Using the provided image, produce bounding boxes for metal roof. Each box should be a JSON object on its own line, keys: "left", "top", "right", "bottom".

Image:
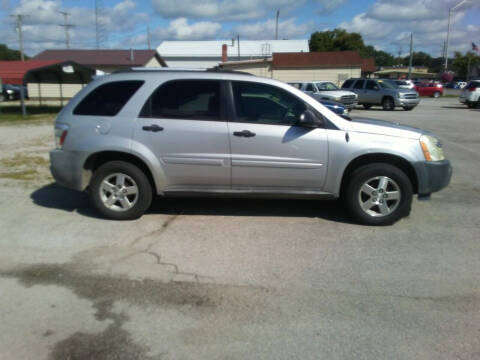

{"left": 157, "top": 40, "right": 309, "bottom": 58}
{"left": 33, "top": 49, "right": 165, "bottom": 67}
{"left": 0, "top": 60, "right": 60, "bottom": 84}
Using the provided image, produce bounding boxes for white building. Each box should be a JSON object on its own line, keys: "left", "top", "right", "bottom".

{"left": 157, "top": 40, "right": 309, "bottom": 68}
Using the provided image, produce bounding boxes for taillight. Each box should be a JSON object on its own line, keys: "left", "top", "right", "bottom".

{"left": 54, "top": 124, "right": 69, "bottom": 149}
{"left": 469, "top": 87, "right": 477, "bottom": 92}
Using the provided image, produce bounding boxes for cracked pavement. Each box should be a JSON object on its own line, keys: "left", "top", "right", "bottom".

{"left": 0, "top": 98, "right": 479, "bottom": 359}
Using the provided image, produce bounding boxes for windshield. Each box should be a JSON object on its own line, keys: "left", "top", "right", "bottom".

{"left": 377, "top": 80, "right": 397, "bottom": 89}
{"left": 316, "top": 82, "right": 339, "bottom": 91}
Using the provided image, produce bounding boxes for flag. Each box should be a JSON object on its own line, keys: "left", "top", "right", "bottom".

{"left": 473, "top": 42, "right": 479, "bottom": 53}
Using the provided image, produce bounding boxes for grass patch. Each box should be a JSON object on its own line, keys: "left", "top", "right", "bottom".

{"left": 0, "top": 169, "right": 37, "bottom": 180}
{"left": 0, "top": 105, "right": 61, "bottom": 123}
{"left": 0, "top": 153, "right": 51, "bottom": 182}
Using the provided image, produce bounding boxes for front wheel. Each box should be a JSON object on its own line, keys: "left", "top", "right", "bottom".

{"left": 382, "top": 97, "right": 395, "bottom": 111}
{"left": 403, "top": 106, "right": 414, "bottom": 111}
{"left": 363, "top": 104, "right": 372, "bottom": 110}
{"left": 433, "top": 91, "right": 441, "bottom": 98}
{"left": 344, "top": 163, "right": 413, "bottom": 225}
{"left": 89, "top": 161, "right": 153, "bottom": 220}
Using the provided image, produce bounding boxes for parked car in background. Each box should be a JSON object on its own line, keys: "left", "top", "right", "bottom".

{"left": 415, "top": 83, "right": 443, "bottom": 98}
{"left": 1, "top": 84, "right": 29, "bottom": 101}
{"left": 445, "top": 82, "right": 460, "bottom": 89}
{"left": 318, "top": 99, "right": 349, "bottom": 117}
{"left": 459, "top": 80, "right": 480, "bottom": 108}
{"left": 49, "top": 68, "right": 451, "bottom": 225}
{"left": 288, "top": 81, "right": 358, "bottom": 110}
{"left": 342, "top": 78, "right": 420, "bottom": 111}
{"left": 392, "top": 79, "right": 415, "bottom": 89}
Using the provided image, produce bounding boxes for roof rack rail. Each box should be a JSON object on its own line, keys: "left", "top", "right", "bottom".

{"left": 113, "top": 66, "right": 254, "bottom": 76}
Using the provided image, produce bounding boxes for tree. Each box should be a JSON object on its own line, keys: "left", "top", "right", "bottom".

{"left": 0, "top": 44, "right": 28, "bottom": 60}
{"left": 402, "top": 51, "right": 432, "bottom": 67}
{"left": 309, "top": 29, "right": 366, "bottom": 53}
{"left": 309, "top": 29, "right": 396, "bottom": 67}
{"left": 451, "top": 51, "right": 480, "bottom": 80}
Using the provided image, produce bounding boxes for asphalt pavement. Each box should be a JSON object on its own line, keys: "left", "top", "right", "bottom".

{"left": 0, "top": 97, "right": 479, "bottom": 360}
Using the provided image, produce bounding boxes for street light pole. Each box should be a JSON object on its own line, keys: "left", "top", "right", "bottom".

{"left": 444, "top": 0, "right": 471, "bottom": 72}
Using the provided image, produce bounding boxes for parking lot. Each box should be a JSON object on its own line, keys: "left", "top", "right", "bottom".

{"left": 0, "top": 97, "right": 479, "bottom": 359}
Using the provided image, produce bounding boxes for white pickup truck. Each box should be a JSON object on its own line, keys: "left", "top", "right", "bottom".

{"left": 289, "top": 81, "right": 358, "bottom": 110}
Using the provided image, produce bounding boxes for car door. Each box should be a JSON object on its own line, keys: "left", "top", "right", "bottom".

{"left": 134, "top": 79, "right": 231, "bottom": 189}
{"left": 364, "top": 80, "right": 381, "bottom": 104}
{"left": 227, "top": 80, "right": 328, "bottom": 190}
{"left": 352, "top": 79, "right": 366, "bottom": 102}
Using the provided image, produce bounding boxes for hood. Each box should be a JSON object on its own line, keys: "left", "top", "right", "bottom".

{"left": 348, "top": 117, "right": 424, "bottom": 139}
{"left": 316, "top": 90, "right": 356, "bottom": 97}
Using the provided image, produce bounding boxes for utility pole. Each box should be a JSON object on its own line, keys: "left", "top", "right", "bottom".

{"left": 237, "top": 34, "right": 240, "bottom": 60}
{"left": 147, "top": 26, "right": 151, "bottom": 50}
{"left": 59, "top": 11, "right": 74, "bottom": 49}
{"left": 408, "top": 33, "right": 413, "bottom": 79}
{"left": 275, "top": 10, "right": 280, "bottom": 40}
{"left": 10, "top": 14, "right": 25, "bottom": 61}
{"left": 95, "top": 0, "right": 100, "bottom": 48}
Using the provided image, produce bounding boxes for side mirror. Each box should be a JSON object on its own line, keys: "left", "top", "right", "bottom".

{"left": 298, "top": 110, "right": 323, "bottom": 128}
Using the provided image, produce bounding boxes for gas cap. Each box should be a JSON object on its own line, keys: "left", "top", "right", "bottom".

{"left": 95, "top": 121, "right": 111, "bottom": 135}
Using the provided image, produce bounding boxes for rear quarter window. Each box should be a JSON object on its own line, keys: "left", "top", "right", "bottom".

{"left": 73, "top": 80, "right": 144, "bottom": 116}
{"left": 341, "top": 79, "right": 354, "bottom": 89}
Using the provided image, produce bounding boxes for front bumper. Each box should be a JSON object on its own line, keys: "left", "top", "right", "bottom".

{"left": 50, "top": 149, "right": 89, "bottom": 191}
{"left": 395, "top": 97, "right": 421, "bottom": 107}
{"left": 341, "top": 101, "right": 358, "bottom": 110}
{"left": 413, "top": 160, "right": 452, "bottom": 197}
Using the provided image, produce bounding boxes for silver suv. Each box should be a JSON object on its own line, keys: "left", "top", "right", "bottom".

{"left": 50, "top": 68, "right": 451, "bottom": 225}
{"left": 288, "top": 81, "right": 358, "bottom": 110}
{"left": 342, "top": 78, "right": 420, "bottom": 111}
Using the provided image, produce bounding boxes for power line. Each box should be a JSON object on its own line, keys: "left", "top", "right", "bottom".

{"left": 59, "top": 11, "right": 74, "bottom": 48}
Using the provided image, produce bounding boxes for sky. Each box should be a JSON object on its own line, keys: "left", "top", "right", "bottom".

{"left": 1, "top": 0, "right": 479, "bottom": 57}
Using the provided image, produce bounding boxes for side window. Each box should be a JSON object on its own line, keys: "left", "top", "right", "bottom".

{"left": 139, "top": 80, "right": 221, "bottom": 120}
{"left": 366, "top": 80, "right": 378, "bottom": 90}
{"left": 353, "top": 80, "right": 365, "bottom": 89}
{"left": 73, "top": 81, "right": 144, "bottom": 116}
{"left": 288, "top": 83, "right": 301, "bottom": 89}
{"left": 232, "top": 81, "right": 307, "bottom": 126}
{"left": 305, "top": 83, "right": 315, "bottom": 92}
{"left": 341, "top": 79, "right": 353, "bottom": 89}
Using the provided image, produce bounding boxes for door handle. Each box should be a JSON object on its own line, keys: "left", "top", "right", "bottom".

{"left": 233, "top": 130, "right": 256, "bottom": 138}
{"left": 142, "top": 124, "right": 163, "bottom": 132}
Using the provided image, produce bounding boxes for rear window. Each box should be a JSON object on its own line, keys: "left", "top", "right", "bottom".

{"left": 466, "top": 81, "right": 480, "bottom": 89}
{"left": 341, "top": 79, "right": 354, "bottom": 89}
{"left": 73, "top": 81, "right": 144, "bottom": 116}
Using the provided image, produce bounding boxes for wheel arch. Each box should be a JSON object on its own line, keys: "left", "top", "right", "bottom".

{"left": 83, "top": 151, "right": 158, "bottom": 194}
{"left": 340, "top": 153, "right": 418, "bottom": 197}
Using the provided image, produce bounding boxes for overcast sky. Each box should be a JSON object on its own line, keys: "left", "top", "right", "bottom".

{"left": 1, "top": 0, "right": 479, "bottom": 57}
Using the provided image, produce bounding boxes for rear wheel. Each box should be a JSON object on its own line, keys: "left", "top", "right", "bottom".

{"left": 89, "top": 161, "right": 152, "bottom": 220}
{"left": 433, "top": 91, "right": 441, "bottom": 98}
{"left": 344, "top": 163, "right": 413, "bottom": 225}
{"left": 382, "top": 97, "right": 395, "bottom": 111}
{"left": 363, "top": 104, "right": 372, "bottom": 110}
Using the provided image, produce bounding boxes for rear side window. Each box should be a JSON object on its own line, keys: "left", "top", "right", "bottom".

{"left": 341, "top": 79, "right": 353, "bottom": 89}
{"left": 74, "top": 81, "right": 144, "bottom": 116}
{"left": 353, "top": 80, "right": 365, "bottom": 89}
{"left": 139, "top": 80, "right": 220, "bottom": 120}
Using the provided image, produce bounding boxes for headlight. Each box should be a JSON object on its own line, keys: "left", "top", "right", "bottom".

{"left": 6, "top": 89, "right": 14, "bottom": 94}
{"left": 420, "top": 135, "right": 445, "bottom": 161}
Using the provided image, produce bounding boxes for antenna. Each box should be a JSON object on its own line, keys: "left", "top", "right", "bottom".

{"left": 94, "top": 0, "right": 106, "bottom": 48}
{"left": 147, "top": 26, "right": 151, "bottom": 50}
{"left": 59, "top": 11, "right": 74, "bottom": 48}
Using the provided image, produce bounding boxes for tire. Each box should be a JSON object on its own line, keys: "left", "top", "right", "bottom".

{"left": 363, "top": 104, "right": 372, "bottom": 110}
{"left": 382, "top": 97, "right": 395, "bottom": 111}
{"left": 89, "top": 161, "right": 153, "bottom": 220}
{"left": 433, "top": 91, "right": 440, "bottom": 98}
{"left": 467, "top": 103, "right": 475, "bottom": 109}
{"left": 403, "top": 106, "right": 414, "bottom": 111}
{"left": 344, "top": 163, "right": 413, "bottom": 225}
